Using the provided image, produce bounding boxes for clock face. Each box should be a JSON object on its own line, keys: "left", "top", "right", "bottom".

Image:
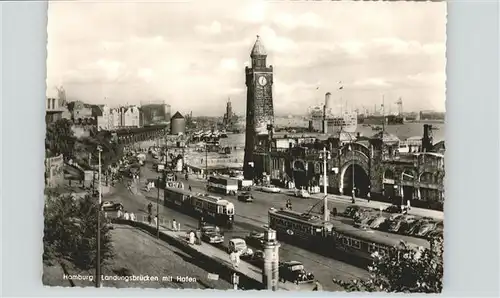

{"left": 258, "top": 76, "right": 267, "bottom": 86}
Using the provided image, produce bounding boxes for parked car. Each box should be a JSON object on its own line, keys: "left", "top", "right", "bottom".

{"left": 384, "top": 205, "right": 408, "bottom": 214}
{"left": 227, "top": 238, "right": 254, "bottom": 257}
{"left": 278, "top": 261, "right": 315, "bottom": 284}
{"left": 259, "top": 185, "right": 281, "bottom": 193}
{"left": 200, "top": 225, "right": 224, "bottom": 244}
{"left": 342, "top": 205, "right": 362, "bottom": 218}
{"left": 237, "top": 192, "right": 254, "bottom": 203}
{"left": 101, "top": 201, "right": 123, "bottom": 211}
{"left": 294, "top": 189, "right": 310, "bottom": 199}
{"left": 246, "top": 250, "right": 264, "bottom": 267}
{"left": 245, "top": 231, "right": 265, "bottom": 248}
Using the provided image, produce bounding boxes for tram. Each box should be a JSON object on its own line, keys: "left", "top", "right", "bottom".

{"left": 268, "top": 207, "right": 431, "bottom": 263}
{"left": 268, "top": 208, "right": 333, "bottom": 248}
{"left": 329, "top": 219, "right": 431, "bottom": 261}
{"left": 163, "top": 187, "right": 235, "bottom": 228}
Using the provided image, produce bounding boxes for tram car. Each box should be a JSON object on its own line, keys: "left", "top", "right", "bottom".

{"left": 328, "top": 219, "right": 431, "bottom": 262}
{"left": 268, "top": 208, "right": 333, "bottom": 250}
{"left": 164, "top": 187, "right": 235, "bottom": 228}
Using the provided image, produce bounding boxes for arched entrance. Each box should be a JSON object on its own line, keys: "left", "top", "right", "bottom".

{"left": 292, "top": 160, "right": 308, "bottom": 189}
{"left": 342, "top": 164, "right": 370, "bottom": 198}
{"left": 383, "top": 169, "right": 397, "bottom": 201}
{"left": 401, "top": 169, "right": 416, "bottom": 203}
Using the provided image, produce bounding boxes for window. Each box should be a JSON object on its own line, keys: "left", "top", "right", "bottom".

{"left": 342, "top": 237, "right": 351, "bottom": 246}
{"left": 351, "top": 239, "right": 361, "bottom": 249}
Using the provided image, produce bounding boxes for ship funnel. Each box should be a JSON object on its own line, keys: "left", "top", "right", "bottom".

{"left": 325, "top": 92, "right": 332, "bottom": 111}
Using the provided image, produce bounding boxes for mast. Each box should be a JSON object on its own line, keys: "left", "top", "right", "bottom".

{"left": 382, "top": 94, "right": 386, "bottom": 133}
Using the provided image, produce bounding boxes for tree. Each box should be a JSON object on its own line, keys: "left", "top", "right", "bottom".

{"left": 43, "top": 192, "right": 114, "bottom": 269}
{"left": 46, "top": 119, "right": 76, "bottom": 159}
{"left": 332, "top": 237, "right": 443, "bottom": 293}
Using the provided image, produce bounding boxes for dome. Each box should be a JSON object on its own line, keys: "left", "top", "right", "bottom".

{"left": 371, "top": 131, "right": 400, "bottom": 143}
{"left": 250, "top": 35, "right": 267, "bottom": 57}
{"left": 171, "top": 111, "right": 184, "bottom": 120}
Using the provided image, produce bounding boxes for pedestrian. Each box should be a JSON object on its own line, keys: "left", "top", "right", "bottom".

{"left": 124, "top": 211, "right": 130, "bottom": 220}
{"left": 147, "top": 202, "right": 153, "bottom": 215}
{"left": 154, "top": 215, "right": 158, "bottom": 227}
{"left": 172, "top": 219, "right": 177, "bottom": 231}
{"left": 189, "top": 185, "right": 192, "bottom": 192}
{"left": 130, "top": 212, "right": 136, "bottom": 221}
{"left": 117, "top": 209, "right": 123, "bottom": 219}
{"left": 147, "top": 214, "right": 152, "bottom": 225}
{"left": 332, "top": 207, "right": 338, "bottom": 217}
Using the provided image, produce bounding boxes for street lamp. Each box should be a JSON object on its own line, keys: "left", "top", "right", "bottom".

{"left": 156, "top": 176, "right": 161, "bottom": 238}
{"left": 95, "top": 145, "right": 103, "bottom": 288}
{"left": 320, "top": 147, "right": 331, "bottom": 222}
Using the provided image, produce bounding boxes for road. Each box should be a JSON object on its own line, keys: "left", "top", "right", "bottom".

{"left": 103, "top": 155, "right": 370, "bottom": 291}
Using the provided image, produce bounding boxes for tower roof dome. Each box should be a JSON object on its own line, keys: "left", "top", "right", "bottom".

{"left": 250, "top": 35, "right": 267, "bottom": 57}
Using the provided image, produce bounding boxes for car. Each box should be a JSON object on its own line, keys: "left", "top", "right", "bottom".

{"left": 101, "top": 201, "right": 124, "bottom": 211}
{"left": 260, "top": 185, "right": 281, "bottom": 193}
{"left": 237, "top": 192, "right": 254, "bottom": 202}
{"left": 384, "top": 205, "right": 408, "bottom": 214}
{"left": 294, "top": 189, "right": 310, "bottom": 199}
{"left": 278, "top": 261, "right": 315, "bottom": 284}
{"left": 227, "top": 238, "right": 254, "bottom": 257}
{"left": 245, "top": 231, "right": 265, "bottom": 248}
{"left": 200, "top": 225, "right": 224, "bottom": 244}
{"left": 246, "top": 250, "right": 264, "bottom": 267}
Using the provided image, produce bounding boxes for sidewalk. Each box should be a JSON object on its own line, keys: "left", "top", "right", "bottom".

{"left": 309, "top": 192, "right": 444, "bottom": 221}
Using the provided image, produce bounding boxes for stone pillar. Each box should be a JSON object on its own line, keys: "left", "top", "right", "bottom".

{"left": 262, "top": 229, "right": 280, "bottom": 291}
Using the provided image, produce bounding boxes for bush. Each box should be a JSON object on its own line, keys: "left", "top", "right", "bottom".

{"left": 43, "top": 193, "right": 114, "bottom": 269}
{"left": 333, "top": 237, "right": 443, "bottom": 293}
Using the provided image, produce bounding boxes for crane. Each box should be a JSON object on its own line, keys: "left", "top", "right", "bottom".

{"left": 395, "top": 97, "right": 403, "bottom": 116}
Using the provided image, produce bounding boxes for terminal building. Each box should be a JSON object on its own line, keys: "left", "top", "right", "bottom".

{"left": 260, "top": 124, "right": 445, "bottom": 210}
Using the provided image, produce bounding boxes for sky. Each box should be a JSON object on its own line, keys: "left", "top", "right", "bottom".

{"left": 46, "top": 0, "right": 447, "bottom": 117}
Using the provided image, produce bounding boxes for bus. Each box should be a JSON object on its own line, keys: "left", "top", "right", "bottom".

{"left": 207, "top": 175, "right": 238, "bottom": 195}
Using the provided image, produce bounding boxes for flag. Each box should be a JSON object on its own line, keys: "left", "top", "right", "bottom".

{"left": 338, "top": 81, "right": 343, "bottom": 90}
{"left": 316, "top": 87, "right": 320, "bottom": 90}
{"left": 338, "top": 86, "right": 344, "bottom": 90}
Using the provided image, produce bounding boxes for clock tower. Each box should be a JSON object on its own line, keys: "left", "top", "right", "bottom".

{"left": 243, "top": 35, "right": 275, "bottom": 179}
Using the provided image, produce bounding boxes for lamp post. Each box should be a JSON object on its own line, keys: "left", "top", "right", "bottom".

{"left": 351, "top": 139, "right": 355, "bottom": 203}
{"left": 157, "top": 176, "right": 161, "bottom": 238}
{"left": 95, "top": 145, "right": 103, "bottom": 288}
{"left": 321, "top": 147, "right": 330, "bottom": 222}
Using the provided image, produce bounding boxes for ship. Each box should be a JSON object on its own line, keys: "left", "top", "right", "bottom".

{"left": 308, "top": 104, "right": 358, "bottom": 133}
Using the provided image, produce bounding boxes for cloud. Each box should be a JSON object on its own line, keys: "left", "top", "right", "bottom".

{"left": 195, "top": 21, "right": 223, "bottom": 35}
{"left": 353, "top": 78, "right": 392, "bottom": 88}
{"left": 218, "top": 58, "right": 239, "bottom": 72}
{"left": 257, "top": 26, "right": 297, "bottom": 53}
{"left": 137, "top": 68, "right": 154, "bottom": 82}
{"left": 274, "top": 12, "right": 325, "bottom": 29}
{"left": 46, "top": 1, "right": 446, "bottom": 115}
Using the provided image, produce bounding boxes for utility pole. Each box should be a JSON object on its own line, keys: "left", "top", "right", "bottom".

{"left": 96, "top": 146, "right": 103, "bottom": 288}
{"left": 322, "top": 147, "right": 330, "bottom": 222}
{"left": 157, "top": 176, "right": 160, "bottom": 239}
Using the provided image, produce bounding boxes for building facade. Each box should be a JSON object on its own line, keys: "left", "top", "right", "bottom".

{"left": 243, "top": 36, "right": 275, "bottom": 179}
{"left": 92, "top": 105, "right": 113, "bottom": 131}
{"left": 45, "top": 97, "right": 71, "bottom": 124}
{"left": 266, "top": 126, "right": 445, "bottom": 210}
{"left": 68, "top": 101, "right": 94, "bottom": 125}
{"left": 122, "top": 105, "right": 141, "bottom": 128}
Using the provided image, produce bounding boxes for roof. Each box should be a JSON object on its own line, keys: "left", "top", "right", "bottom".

{"left": 171, "top": 111, "right": 184, "bottom": 119}
{"left": 332, "top": 131, "right": 357, "bottom": 142}
{"left": 250, "top": 35, "right": 267, "bottom": 57}
{"left": 371, "top": 131, "right": 400, "bottom": 143}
